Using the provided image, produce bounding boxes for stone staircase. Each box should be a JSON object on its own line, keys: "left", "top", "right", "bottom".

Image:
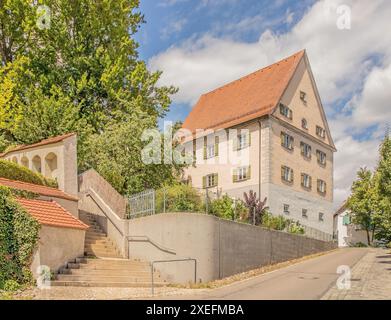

{"left": 80, "top": 211, "right": 122, "bottom": 258}
{"left": 51, "top": 212, "right": 166, "bottom": 287}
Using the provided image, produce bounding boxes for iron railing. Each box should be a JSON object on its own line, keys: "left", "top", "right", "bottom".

{"left": 150, "top": 258, "right": 197, "bottom": 296}
{"left": 127, "top": 189, "right": 156, "bottom": 219}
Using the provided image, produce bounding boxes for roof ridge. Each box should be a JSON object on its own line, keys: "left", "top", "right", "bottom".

{"left": 0, "top": 132, "right": 76, "bottom": 157}
{"left": 0, "top": 177, "right": 59, "bottom": 190}
{"left": 201, "top": 50, "right": 305, "bottom": 98}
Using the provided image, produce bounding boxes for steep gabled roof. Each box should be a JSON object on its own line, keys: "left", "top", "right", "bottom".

{"left": 16, "top": 198, "right": 88, "bottom": 230}
{"left": 182, "top": 50, "right": 305, "bottom": 132}
{"left": 0, "top": 177, "right": 78, "bottom": 201}
{"left": 0, "top": 133, "right": 76, "bottom": 158}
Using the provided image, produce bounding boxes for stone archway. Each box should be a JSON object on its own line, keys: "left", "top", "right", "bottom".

{"left": 44, "top": 152, "right": 58, "bottom": 178}
{"left": 21, "top": 156, "right": 29, "bottom": 168}
{"left": 11, "top": 156, "right": 18, "bottom": 164}
{"left": 32, "top": 155, "right": 42, "bottom": 173}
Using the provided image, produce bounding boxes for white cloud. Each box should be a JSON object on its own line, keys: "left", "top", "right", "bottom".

{"left": 160, "top": 18, "right": 188, "bottom": 39}
{"left": 149, "top": 0, "right": 391, "bottom": 208}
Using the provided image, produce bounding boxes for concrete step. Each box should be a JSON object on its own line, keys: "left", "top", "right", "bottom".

{"left": 78, "top": 258, "right": 150, "bottom": 266}
{"left": 56, "top": 274, "right": 159, "bottom": 282}
{"left": 51, "top": 281, "right": 166, "bottom": 288}
{"left": 63, "top": 269, "right": 152, "bottom": 276}
{"left": 70, "top": 263, "right": 149, "bottom": 271}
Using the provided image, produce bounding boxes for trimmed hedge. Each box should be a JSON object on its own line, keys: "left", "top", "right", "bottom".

{"left": 0, "top": 186, "right": 40, "bottom": 289}
{"left": 0, "top": 159, "right": 58, "bottom": 188}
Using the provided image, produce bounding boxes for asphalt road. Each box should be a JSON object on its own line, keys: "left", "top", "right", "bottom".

{"left": 167, "top": 248, "right": 369, "bottom": 300}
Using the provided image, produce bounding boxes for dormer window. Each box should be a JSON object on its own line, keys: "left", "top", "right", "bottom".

{"left": 316, "top": 126, "right": 326, "bottom": 139}
{"left": 279, "top": 103, "right": 292, "bottom": 120}
{"left": 300, "top": 91, "right": 307, "bottom": 103}
{"left": 302, "top": 118, "right": 308, "bottom": 130}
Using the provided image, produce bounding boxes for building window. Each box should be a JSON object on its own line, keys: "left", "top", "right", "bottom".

{"left": 236, "top": 131, "right": 250, "bottom": 150}
{"left": 206, "top": 144, "right": 215, "bottom": 159}
{"left": 300, "top": 142, "right": 312, "bottom": 159}
{"left": 281, "top": 132, "right": 294, "bottom": 150}
{"left": 281, "top": 166, "right": 294, "bottom": 183}
{"left": 301, "top": 173, "right": 312, "bottom": 189}
{"left": 203, "top": 173, "right": 218, "bottom": 188}
{"left": 233, "top": 166, "right": 251, "bottom": 182}
{"left": 316, "top": 150, "right": 326, "bottom": 166}
{"left": 279, "top": 103, "right": 293, "bottom": 119}
{"left": 342, "top": 215, "right": 351, "bottom": 225}
{"left": 283, "top": 204, "right": 290, "bottom": 215}
{"left": 300, "top": 91, "right": 307, "bottom": 103}
{"left": 316, "top": 125, "right": 326, "bottom": 139}
{"left": 319, "top": 212, "right": 324, "bottom": 222}
{"left": 302, "top": 118, "right": 308, "bottom": 130}
{"left": 302, "top": 209, "right": 308, "bottom": 218}
{"left": 204, "top": 136, "right": 219, "bottom": 159}
{"left": 317, "top": 179, "right": 327, "bottom": 194}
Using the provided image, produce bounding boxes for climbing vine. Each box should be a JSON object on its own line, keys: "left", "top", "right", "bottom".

{"left": 0, "top": 186, "right": 40, "bottom": 289}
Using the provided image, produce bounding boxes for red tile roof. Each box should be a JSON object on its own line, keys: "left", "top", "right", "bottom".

{"left": 16, "top": 198, "right": 88, "bottom": 230}
{"left": 0, "top": 133, "right": 76, "bottom": 157}
{"left": 0, "top": 177, "right": 78, "bottom": 201}
{"left": 182, "top": 50, "right": 305, "bottom": 132}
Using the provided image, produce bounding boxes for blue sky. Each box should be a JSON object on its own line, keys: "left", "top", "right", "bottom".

{"left": 135, "top": 0, "right": 391, "bottom": 207}
{"left": 136, "top": 0, "right": 317, "bottom": 123}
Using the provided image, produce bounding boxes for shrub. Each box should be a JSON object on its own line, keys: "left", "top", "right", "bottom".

{"left": 0, "top": 159, "right": 57, "bottom": 188}
{"left": 262, "top": 212, "right": 288, "bottom": 230}
{"left": 287, "top": 221, "right": 305, "bottom": 235}
{"left": 209, "top": 195, "right": 247, "bottom": 220}
{"left": 156, "top": 184, "right": 203, "bottom": 213}
{"left": 261, "top": 211, "right": 305, "bottom": 234}
{"left": 0, "top": 186, "right": 40, "bottom": 289}
{"left": 3, "top": 280, "right": 21, "bottom": 292}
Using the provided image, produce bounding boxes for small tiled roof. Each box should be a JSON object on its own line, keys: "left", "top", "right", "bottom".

{"left": 0, "top": 133, "right": 76, "bottom": 157}
{"left": 0, "top": 177, "right": 78, "bottom": 201}
{"left": 182, "top": 50, "right": 305, "bottom": 132}
{"left": 16, "top": 198, "right": 88, "bottom": 230}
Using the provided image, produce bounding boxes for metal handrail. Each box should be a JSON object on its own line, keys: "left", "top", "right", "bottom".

{"left": 127, "top": 235, "right": 176, "bottom": 255}
{"left": 151, "top": 258, "right": 197, "bottom": 296}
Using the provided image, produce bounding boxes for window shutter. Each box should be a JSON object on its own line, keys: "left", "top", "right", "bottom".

{"left": 300, "top": 142, "right": 304, "bottom": 155}
{"left": 248, "top": 132, "right": 251, "bottom": 147}
{"left": 233, "top": 169, "right": 238, "bottom": 183}
{"left": 203, "top": 136, "right": 207, "bottom": 160}
{"left": 291, "top": 169, "right": 294, "bottom": 183}
{"left": 214, "top": 173, "right": 218, "bottom": 186}
{"left": 247, "top": 165, "right": 251, "bottom": 179}
{"left": 309, "top": 176, "right": 312, "bottom": 189}
{"left": 290, "top": 136, "right": 294, "bottom": 149}
{"left": 281, "top": 166, "right": 285, "bottom": 179}
{"left": 233, "top": 135, "right": 238, "bottom": 151}
{"left": 215, "top": 136, "right": 219, "bottom": 156}
{"left": 202, "top": 176, "right": 206, "bottom": 189}
{"left": 301, "top": 173, "right": 304, "bottom": 186}
{"left": 281, "top": 132, "right": 284, "bottom": 146}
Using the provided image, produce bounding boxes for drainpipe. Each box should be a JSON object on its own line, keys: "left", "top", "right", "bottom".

{"left": 258, "top": 119, "right": 262, "bottom": 200}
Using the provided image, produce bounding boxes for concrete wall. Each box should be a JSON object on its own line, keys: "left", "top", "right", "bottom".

{"left": 78, "top": 170, "right": 128, "bottom": 256}
{"left": 78, "top": 169, "right": 127, "bottom": 218}
{"left": 127, "top": 212, "right": 336, "bottom": 284}
{"left": 30, "top": 225, "right": 85, "bottom": 278}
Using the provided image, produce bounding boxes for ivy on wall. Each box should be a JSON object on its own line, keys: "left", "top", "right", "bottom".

{"left": 0, "top": 159, "right": 58, "bottom": 188}
{"left": 0, "top": 186, "right": 40, "bottom": 289}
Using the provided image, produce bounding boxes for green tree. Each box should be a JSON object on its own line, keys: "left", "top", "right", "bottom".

{"left": 373, "top": 134, "right": 391, "bottom": 242}
{"left": 0, "top": 1, "right": 179, "bottom": 193}
{"left": 347, "top": 168, "right": 379, "bottom": 246}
